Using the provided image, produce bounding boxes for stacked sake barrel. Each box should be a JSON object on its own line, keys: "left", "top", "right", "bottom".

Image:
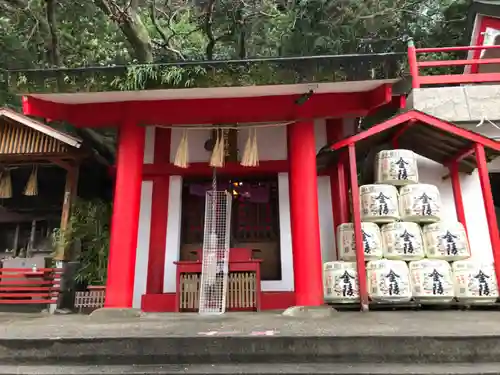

{"left": 324, "top": 149, "right": 499, "bottom": 307}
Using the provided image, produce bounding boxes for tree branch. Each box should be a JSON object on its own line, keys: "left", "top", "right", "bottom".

{"left": 150, "top": 0, "right": 186, "bottom": 60}
{"left": 93, "top": 0, "right": 154, "bottom": 63}
{"left": 45, "top": 0, "right": 60, "bottom": 67}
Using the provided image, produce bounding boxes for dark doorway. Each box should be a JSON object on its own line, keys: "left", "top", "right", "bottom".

{"left": 180, "top": 176, "right": 282, "bottom": 281}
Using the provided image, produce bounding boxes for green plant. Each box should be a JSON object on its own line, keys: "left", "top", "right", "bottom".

{"left": 53, "top": 199, "right": 112, "bottom": 286}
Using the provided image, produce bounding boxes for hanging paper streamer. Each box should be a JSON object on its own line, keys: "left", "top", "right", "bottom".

{"left": 209, "top": 129, "right": 225, "bottom": 168}
{"left": 0, "top": 170, "right": 12, "bottom": 199}
{"left": 174, "top": 130, "right": 189, "bottom": 168}
{"left": 241, "top": 128, "right": 259, "bottom": 167}
{"left": 24, "top": 166, "right": 39, "bottom": 196}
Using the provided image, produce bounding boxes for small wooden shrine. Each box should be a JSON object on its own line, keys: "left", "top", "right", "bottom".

{"left": 0, "top": 108, "right": 110, "bottom": 262}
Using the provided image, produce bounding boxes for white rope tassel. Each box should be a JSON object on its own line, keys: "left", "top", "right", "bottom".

{"left": 174, "top": 130, "right": 189, "bottom": 168}
{"left": 217, "top": 130, "right": 226, "bottom": 167}
{"left": 24, "top": 166, "right": 39, "bottom": 196}
{"left": 0, "top": 170, "right": 12, "bottom": 199}
{"left": 250, "top": 128, "right": 259, "bottom": 167}
{"left": 240, "top": 128, "right": 253, "bottom": 167}
{"left": 210, "top": 129, "right": 225, "bottom": 168}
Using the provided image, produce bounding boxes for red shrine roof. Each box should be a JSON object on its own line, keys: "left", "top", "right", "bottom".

{"left": 317, "top": 110, "right": 500, "bottom": 174}
{"left": 21, "top": 80, "right": 396, "bottom": 127}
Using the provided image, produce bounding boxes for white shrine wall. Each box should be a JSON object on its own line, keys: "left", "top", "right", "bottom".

{"left": 416, "top": 156, "right": 492, "bottom": 262}
{"left": 132, "top": 120, "right": 338, "bottom": 308}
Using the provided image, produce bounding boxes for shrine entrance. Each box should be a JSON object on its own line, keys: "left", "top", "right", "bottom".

{"left": 180, "top": 176, "right": 281, "bottom": 281}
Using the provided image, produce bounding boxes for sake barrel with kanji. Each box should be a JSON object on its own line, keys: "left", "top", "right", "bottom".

{"left": 409, "top": 259, "right": 454, "bottom": 304}
{"left": 375, "top": 149, "right": 419, "bottom": 186}
{"left": 423, "top": 222, "right": 470, "bottom": 261}
{"left": 366, "top": 259, "right": 412, "bottom": 303}
{"left": 452, "top": 261, "right": 499, "bottom": 304}
{"left": 337, "top": 222, "right": 383, "bottom": 262}
{"left": 323, "top": 261, "right": 360, "bottom": 303}
{"left": 381, "top": 222, "right": 425, "bottom": 261}
{"left": 399, "top": 184, "right": 441, "bottom": 223}
{"left": 360, "top": 184, "right": 400, "bottom": 223}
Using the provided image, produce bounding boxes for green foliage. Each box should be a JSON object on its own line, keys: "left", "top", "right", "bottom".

{"left": 55, "top": 199, "right": 111, "bottom": 286}
{"left": 0, "top": 0, "right": 471, "bottom": 99}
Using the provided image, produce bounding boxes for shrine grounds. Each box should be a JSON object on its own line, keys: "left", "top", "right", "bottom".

{"left": 1, "top": 310, "right": 500, "bottom": 373}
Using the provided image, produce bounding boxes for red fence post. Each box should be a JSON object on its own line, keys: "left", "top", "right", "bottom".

{"left": 347, "top": 143, "right": 369, "bottom": 312}
{"left": 407, "top": 39, "right": 420, "bottom": 89}
{"left": 475, "top": 143, "right": 500, "bottom": 288}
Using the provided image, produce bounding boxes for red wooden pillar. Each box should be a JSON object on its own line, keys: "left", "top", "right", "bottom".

{"left": 105, "top": 120, "right": 145, "bottom": 308}
{"left": 146, "top": 128, "right": 171, "bottom": 295}
{"left": 326, "top": 119, "right": 344, "bottom": 259}
{"left": 347, "top": 144, "right": 369, "bottom": 311}
{"left": 475, "top": 143, "right": 500, "bottom": 288}
{"left": 288, "top": 121, "right": 324, "bottom": 306}
{"left": 449, "top": 162, "right": 468, "bottom": 236}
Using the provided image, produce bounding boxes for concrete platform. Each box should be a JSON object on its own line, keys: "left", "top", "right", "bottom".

{"left": 0, "top": 310, "right": 500, "bottom": 366}
{"left": 3, "top": 363, "right": 500, "bottom": 374}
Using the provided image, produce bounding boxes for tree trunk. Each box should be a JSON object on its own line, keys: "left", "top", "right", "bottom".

{"left": 93, "top": 0, "right": 154, "bottom": 63}
{"left": 119, "top": 11, "right": 154, "bottom": 63}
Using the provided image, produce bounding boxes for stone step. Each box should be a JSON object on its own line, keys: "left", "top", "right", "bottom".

{"left": 1, "top": 335, "right": 500, "bottom": 365}
{"left": 2, "top": 363, "right": 500, "bottom": 375}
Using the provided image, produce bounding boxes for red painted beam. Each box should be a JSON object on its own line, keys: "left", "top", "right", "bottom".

{"left": 445, "top": 146, "right": 476, "bottom": 166}
{"left": 418, "top": 73, "right": 500, "bottom": 86}
{"left": 143, "top": 160, "right": 288, "bottom": 177}
{"left": 331, "top": 111, "right": 414, "bottom": 151}
{"left": 366, "top": 83, "right": 392, "bottom": 109}
{"left": 22, "top": 86, "right": 393, "bottom": 127}
{"left": 418, "top": 58, "right": 500, "bottom": 68}
{"left": 331, "top": 110, "right": 500, "bottom": 153}
{"left": 416, "top": 45, "right": 500, "bottom": 53}
{"left": 391, "top": 120, "right": 416, "bottom": 148}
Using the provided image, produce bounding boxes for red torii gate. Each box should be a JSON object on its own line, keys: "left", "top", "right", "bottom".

{"left": 322, "top": 109, "right": 500, "bottom": 311}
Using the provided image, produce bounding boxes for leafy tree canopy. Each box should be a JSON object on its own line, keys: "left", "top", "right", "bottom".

{"left": 0, "top": 0, "right": 471, "bottom": 99}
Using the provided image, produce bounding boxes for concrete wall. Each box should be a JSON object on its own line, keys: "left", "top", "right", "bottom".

{"left": 408, "top": 85, "right": 500, "bottom": 123}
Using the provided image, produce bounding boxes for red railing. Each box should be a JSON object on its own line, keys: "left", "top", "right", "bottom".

{"left": 408, "top": 39, "right": 500, "bottom": 88}
{"left": 0, "top": 268, "right": 62, "bottom": 304}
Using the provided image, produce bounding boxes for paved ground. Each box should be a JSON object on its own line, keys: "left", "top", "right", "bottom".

{"left": 5, "top": 363, "right": 500, "bottom": 374}
{"left": 0, "top": 310, "right": 499, "bottom": 339}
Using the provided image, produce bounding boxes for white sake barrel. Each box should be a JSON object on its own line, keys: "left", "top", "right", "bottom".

{"left": 423, "top": 222, "right": 470, "bottom": 261}
{"left": 366, "top": 259, "right": 412, "bottom": 303}
{"left": 399, "top": 184, "right": 441, "bottom": 223}
{"left": 360, "top": 184, "right": 400, "bottom": 223}
{"left": 452, "top": 261, "right": 499, "bottom": 304}
{"left": 381, "top": 222, "right": 425, "bottom": 261}
{"left": 323, "top": 261, "right": 359, "bottom": 303}
{"left": 409, "top": 259, "right": 454, "bottom": 304}
{"left": 375, "top": 149, "right": 419, "bottom": 186}
{"left": 337, "top": 222, "right": 383, "bottom": 261}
